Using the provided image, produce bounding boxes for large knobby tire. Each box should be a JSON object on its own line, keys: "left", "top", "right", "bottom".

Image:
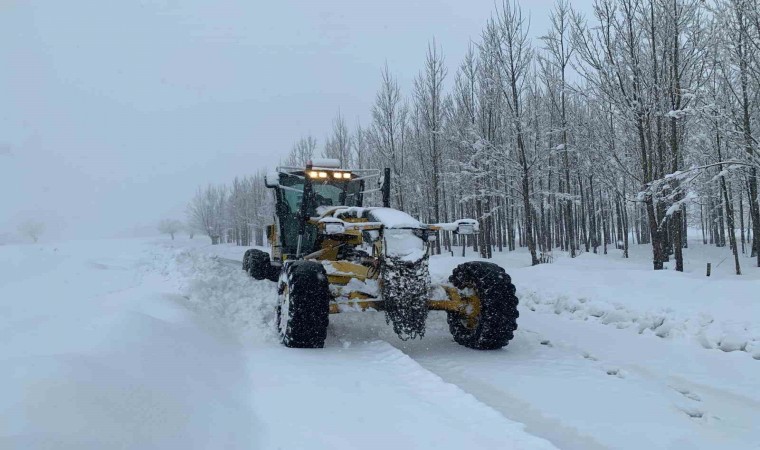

{"left": 242, "top": 249, "right": 254, "bottom": 272}
{"left": 276, "top": 261, "right": 331, "bottom": 348}
{"left": 447, "top": 261, "right": 519, "bottom": 350}
{"left": 247, "top": 249, "right": 278, "bottom": 281}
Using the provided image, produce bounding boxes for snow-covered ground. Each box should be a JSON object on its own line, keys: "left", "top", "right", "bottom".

{"left": 1, "top": 237, "right": 758, "bottom": 449}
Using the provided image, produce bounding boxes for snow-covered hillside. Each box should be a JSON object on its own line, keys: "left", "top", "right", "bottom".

{"left": 1, "top": 238, "right": 758, "bottom": 449}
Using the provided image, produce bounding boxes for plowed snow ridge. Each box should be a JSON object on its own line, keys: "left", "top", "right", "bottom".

{"left": 522, "top": 289, "right": 760, "bottom": 358}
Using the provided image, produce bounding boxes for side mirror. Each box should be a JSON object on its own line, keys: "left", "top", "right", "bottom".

{"left": 454, "top": 219, "right": 478, "bottom": 235}
{"left": 264, "top": 171, "right": 279, "bottom": 188}
{"left": 456, "top": 223, "right": 475, "bottom": 235}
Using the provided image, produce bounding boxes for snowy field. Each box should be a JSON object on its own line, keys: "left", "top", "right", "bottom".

{"left": 1, "top": 237, "right": 758, "bottom": 449}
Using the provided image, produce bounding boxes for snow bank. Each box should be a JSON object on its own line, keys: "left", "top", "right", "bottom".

{"left": 505, "top": 251, "right": 760, "bottom": 360}
{"left": 427, "top": 245, "right": 760, "bottom": 360}
{"left": 169, "top": 250, "right": 278, "bottom": 342}
{"left": 0, "top": 239, "right": 260, "bottom": 450}
{"left": 522, "top": 290, "right": 760, "bottom": 359}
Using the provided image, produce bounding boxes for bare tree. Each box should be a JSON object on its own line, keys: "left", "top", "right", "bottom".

{"left": 187, "top": 184, "right": 227, "bottom": 245}
{"left": 370, "top": 63, "right": 409, "bottom": 209}
{"left": 158, "top": 219, "right": 183, "bottom": 240}
{"left": 18, "top": 220, "right": 45, "bottom": 243}
{"left": 352, "top": 123, "right": 369, "bottom": 170}
{"left": 323, "top": 111, "right": 353, "bottom": 167}
{"left": 413, "top": 40, "right": 448, "bottom": 253}
{"left": 542, "top": 0, "right": 577, "bottom": 257}
{"left": 722, "top": 0, "right": 760, "bottom": 265}
{"left": 490, "top": 1, "right": 539, "bottom": 265}
{"left": 185, "top": 221, "right": 198, "bottom": 239}
{"left": 286, "top": 136, "right": 317, "bottom": 167}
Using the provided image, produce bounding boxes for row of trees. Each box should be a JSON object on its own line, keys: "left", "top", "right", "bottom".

{"left": 184, "top": 0, "right": 758, "bottom": 274}
{"left": 278, "top": 0, "right": 759, "bottom": 273}
{"left": 186, "top": 172, "right": 272, "bottom": 246}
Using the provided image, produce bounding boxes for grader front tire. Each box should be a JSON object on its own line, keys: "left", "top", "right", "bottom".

{"left": 276, "top": 261, "right": 331, "bottom": 348}
{"left": 447, "top": 262, "right": 519, "bottom": 350}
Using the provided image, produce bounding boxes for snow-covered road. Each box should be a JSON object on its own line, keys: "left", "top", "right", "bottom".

{"left": 1, "top": 238, "right": 758, "bottom": 449}
{"left": 329, "top": 273, "right": 760, "bottom": 448}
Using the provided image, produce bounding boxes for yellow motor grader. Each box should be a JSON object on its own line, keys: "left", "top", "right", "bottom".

{"left": 243, "top": 159, "right": 518, "bottom": 349}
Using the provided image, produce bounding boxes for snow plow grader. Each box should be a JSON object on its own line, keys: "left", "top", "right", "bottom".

{"left": 243, "top": 159, "right": 518, "bottom": 349}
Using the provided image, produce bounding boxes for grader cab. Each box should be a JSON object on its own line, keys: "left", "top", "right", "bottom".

{"left": 243, "top": 159, "right": 519, "bottom": 349}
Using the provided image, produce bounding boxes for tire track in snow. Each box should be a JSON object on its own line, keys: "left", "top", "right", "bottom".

{"left": 515, "top": 310, "right": 760, "bottom": 449}
{"left": 327, "top": 310, "right": 610, "bottom": 450}
{"left": 339, "top": 339, "right": 559, "bottom": 448}
{"left": 374, "top": 307, "right": 760, "bottom": 450}
{"left": 383, "top": 337, "right": 611, "bottom": 450}
{"left": 213, "top": 256, "right": 246, "bottom": 270}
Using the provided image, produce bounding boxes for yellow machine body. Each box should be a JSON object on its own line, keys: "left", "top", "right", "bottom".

{"left": 265, "top": 209, "right": 482, "bottom": 329}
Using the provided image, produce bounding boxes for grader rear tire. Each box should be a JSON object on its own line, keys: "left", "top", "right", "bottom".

{"left": 242, "top": 249, "right": 254, "bottom": 272}
{"left": 447, "top": 261, "right": 519, "bottom": 350}
{"left": 247, "top": 249, "right": 277, "bottom": 281}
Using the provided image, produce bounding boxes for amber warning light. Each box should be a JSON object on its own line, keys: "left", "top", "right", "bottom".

{"left": 308, "top": 171, "right": 352, "bottom": 179}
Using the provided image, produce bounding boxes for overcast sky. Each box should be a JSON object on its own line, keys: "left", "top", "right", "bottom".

{"left": 1, "top": 0, "right": 590, "bottom": 240}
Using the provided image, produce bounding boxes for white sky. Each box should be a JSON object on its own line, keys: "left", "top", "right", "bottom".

{"left": 1, "top": 0, "right": 591, "bottom": 239}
